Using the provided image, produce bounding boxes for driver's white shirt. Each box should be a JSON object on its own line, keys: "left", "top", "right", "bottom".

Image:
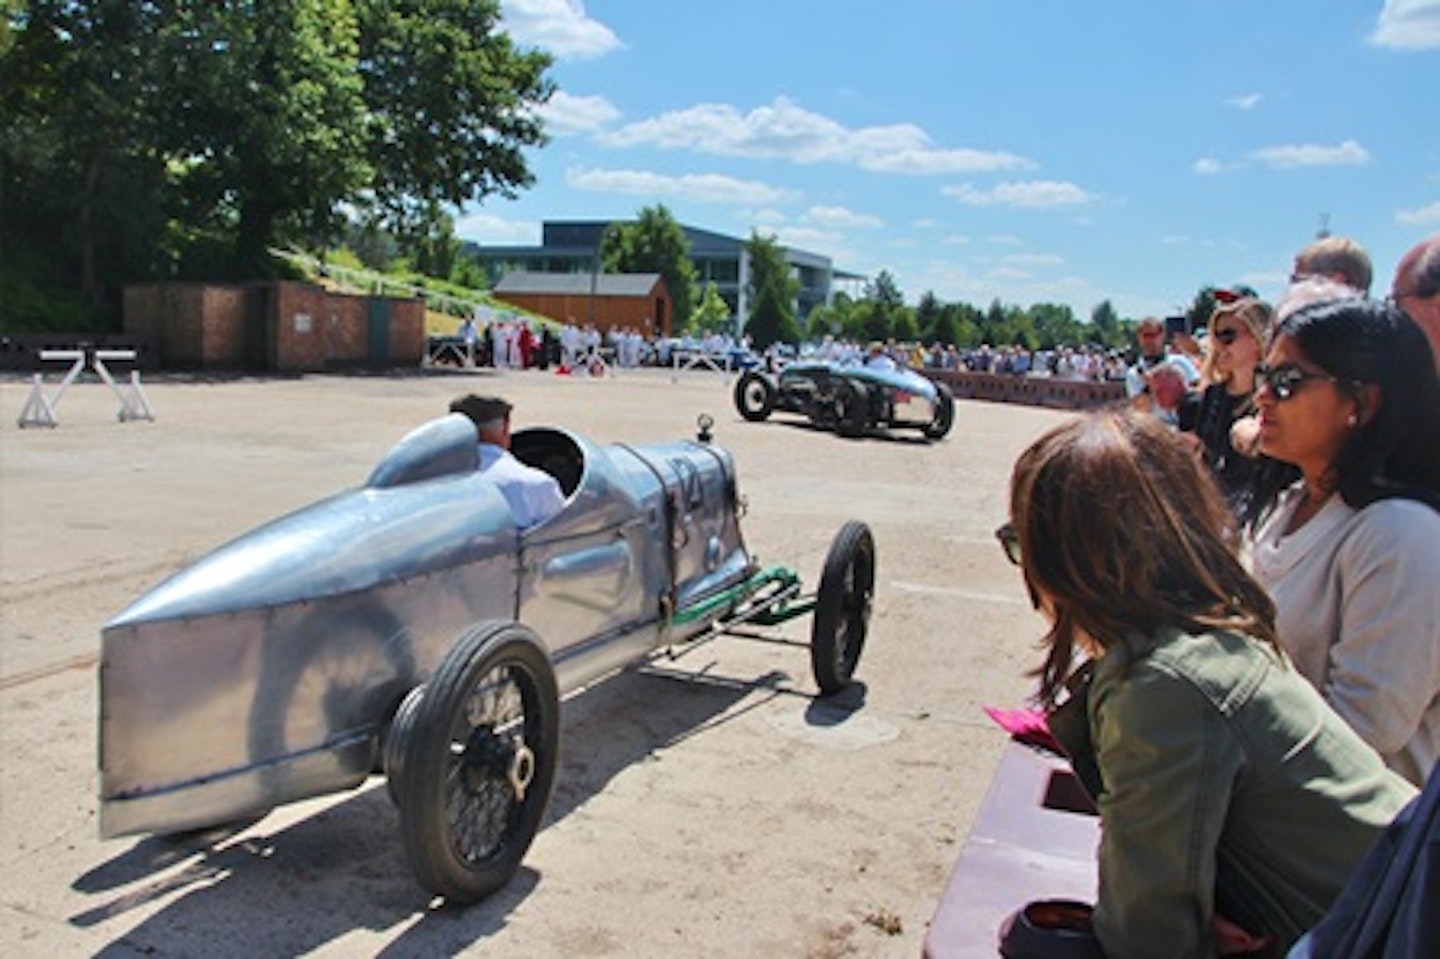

{"left": 866, "top": 355, "right": 897, "bottom": 372}
{"left": 477, "top": 443, "right": 565, "bottom": 529}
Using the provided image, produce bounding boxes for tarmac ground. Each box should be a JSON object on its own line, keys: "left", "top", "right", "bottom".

{"left": 0, "top": 365, "right": 1071, "bottom": 957}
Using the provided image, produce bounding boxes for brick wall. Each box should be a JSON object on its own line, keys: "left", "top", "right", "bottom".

{"left": 123, "top": 281, "right": 424, "bottom": 372}
{"left": 928, "top": 370, "right": 1125, "bottom": 410}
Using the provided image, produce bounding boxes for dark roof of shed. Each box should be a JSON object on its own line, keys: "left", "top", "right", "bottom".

{"left": 493, "top": 271, "right": 664, "bottom": 298}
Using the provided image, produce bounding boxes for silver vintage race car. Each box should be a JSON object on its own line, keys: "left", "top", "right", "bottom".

{"left": 733, "top": 360, "right": 955, "bottom": 440}
{"left": 99, "top": 413, "right": 874, "bottom": 904}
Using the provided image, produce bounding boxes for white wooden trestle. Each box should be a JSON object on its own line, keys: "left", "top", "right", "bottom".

{"left": 17, "top": 348, "right": 154, "bottom": 428}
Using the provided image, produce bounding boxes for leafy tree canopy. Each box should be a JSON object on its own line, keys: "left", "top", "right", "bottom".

{"left": 742, "top": 232, "right": 801, "bottom": 348}
{"left": 600, "top": 204, "right": 698, "bottom": 330}
{"left": 0, "top": 0, "right": 552, "bottom": 326}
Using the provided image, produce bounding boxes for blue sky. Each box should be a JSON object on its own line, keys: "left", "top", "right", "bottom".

{"left": 456, "top": 1, "right": 1440, "bottom": 320}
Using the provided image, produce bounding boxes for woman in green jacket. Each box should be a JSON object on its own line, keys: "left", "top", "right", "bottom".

{"left": 1000, "top": 409, "right": 1414, "bottom": 957}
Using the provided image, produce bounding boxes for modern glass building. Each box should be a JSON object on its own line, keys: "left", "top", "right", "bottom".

{"left": 463, "top": 220, "right": 865, "bottom": 330}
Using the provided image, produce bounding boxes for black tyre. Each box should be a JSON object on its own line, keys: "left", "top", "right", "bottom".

{"left": 923, "top": 383, "right": 955, "bottom": 440}
{"left": 382, "top": 684, "right": 426, "bottom": 807}
{"left": 834, "top": 380, "right": 869, "bottom": 438}
{"left": 810, "top": 521, "right": 876, "bottom": 695}
{"left": 394, "top": 621, "right": 559, "bottom": 904}
{"left": 733, "top": 371, "right": 776, "bottom": 422}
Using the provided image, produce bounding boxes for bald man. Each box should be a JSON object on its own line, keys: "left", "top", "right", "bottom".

{"left": 1391, "top": 235, "right": 1440, "bottom": 369}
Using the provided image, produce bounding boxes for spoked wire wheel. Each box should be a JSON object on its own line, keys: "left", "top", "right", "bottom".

{"left": 810, "top": 521, "right": 876, "bottom": 694}
{"left": 393, "top": 621, "right": 559, "bottom": 904}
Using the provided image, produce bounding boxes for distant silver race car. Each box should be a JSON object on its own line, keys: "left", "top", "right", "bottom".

{"left": 733, "top": 360, "right": 955, "bottom": 440}
{"left": 99, "top": 414, "right": 874, "bottom": 904}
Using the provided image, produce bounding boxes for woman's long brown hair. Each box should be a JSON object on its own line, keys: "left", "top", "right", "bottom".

{"left": 1010, "top": 409, "right": 1280, "bottom": 707}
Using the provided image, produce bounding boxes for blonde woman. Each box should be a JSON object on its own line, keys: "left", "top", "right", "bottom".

{"left": 1178, "top": 295, "right": 1274, "bottom": 516}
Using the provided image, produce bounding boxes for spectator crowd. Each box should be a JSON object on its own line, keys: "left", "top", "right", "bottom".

{"left": 996, "top": 232, "right": 1440, "bottom": 957}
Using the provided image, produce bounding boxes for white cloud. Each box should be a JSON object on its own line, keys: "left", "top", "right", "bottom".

{"left": 989, "top": 267, "right": 1032, "bottom": 280}
{"left": 1002, "top": 253, "right": 1065, "bottom": 266}
{"left": 1192, "top": 157, "right": 1225, "bottom": 175}
{"left": 746, "top": 208, "right": 787, "bottom": 226}
{"left": 1370, "top": 0, "right": 1440, "bottom": 49}
{"left": 987, "top": 234, "right": 1025, "bottom": 245}
{"left": 942, "top": 180, "right": 1094, "bottom": 208}
{"left": 1226, "top": 93, "right": 1264, "bottom": 110}
{"left": 453, "top": 211, "right": 540, "bottom": 244}
{"left": 564, "top": 166, "right": 797, "bottom": 205}
{"left": 942, "top": 234, "right": 972, "bottom": 246}
{"left": 539, "top": 91, "right": 621, "bottom": 135}
{"left": 600, "top": 97, "right": 1034, "bottom": 174}
{"left": 502, "top": 0, "right": 623, "bottom": 59}
{"left": 1397, "top": 199, "right": 1440, "bottom": 225}
{"left": 1249, "top": 139, "right": 1371, "bottom": 169}
{"left": 771, "top": 225, "right": 846, "bottom": 250}
{"left": 804, "top": 205, "right": 883, "bottom": 229}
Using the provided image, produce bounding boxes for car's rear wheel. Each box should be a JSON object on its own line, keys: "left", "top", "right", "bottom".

{"left": 394, "top": 621, "right": 559, "bottom": 904}
{"left": 810, "top": 521, "right": 875, "bottom": 695}
{"left": 924, "top": 383, "right": 955, "bottom": 440}
{"left": 834, "top": 380, "right": 869, "bottom": 438}
{"left": 733, "top": 371, "right": 775, "bottom": 422}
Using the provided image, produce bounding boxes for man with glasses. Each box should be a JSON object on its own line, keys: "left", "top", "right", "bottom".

{"left": 1125, "top": 316, "right": 1198, "bottom": 403}
{"left": 1390, "top": 235, "right": 1440, "bottom": 369}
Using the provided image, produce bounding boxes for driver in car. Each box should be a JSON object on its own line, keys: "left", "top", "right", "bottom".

{"left": 450, "top": 394, "right": 565, "bottom": 529}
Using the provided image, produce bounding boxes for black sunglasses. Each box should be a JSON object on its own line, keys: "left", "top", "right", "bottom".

{"left": 1255, "top": 363, "right": 1339, "bottom": 401}
{"left": 994, "top": 522, "right": 1021, "bottom": 566}
{"left": 1212, "top": 328, "right": 1241, "bottom": 346}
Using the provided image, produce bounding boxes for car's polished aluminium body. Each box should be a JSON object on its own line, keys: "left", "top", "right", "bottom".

{"left": 99, "top": 415, "right": 753, "bottom": 839}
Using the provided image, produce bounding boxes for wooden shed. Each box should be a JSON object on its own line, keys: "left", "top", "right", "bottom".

{"left": 491, "top": 271, "right": 672, "bottom": 337}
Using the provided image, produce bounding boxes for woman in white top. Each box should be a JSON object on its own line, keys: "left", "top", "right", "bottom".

{"left": 1245, "top": 297, "right": 1440, "bottom": 785}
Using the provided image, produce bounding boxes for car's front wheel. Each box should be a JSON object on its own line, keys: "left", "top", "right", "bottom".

{"left": 393, "top": 621, "right": 559, "bottom": 904}
{"left": 810, "top": 521, "right": 876, "bottom": 694}
{"left": 733, "top": 371, "right": 776, "bottom": 422}
{"left": 924, "top": 383, "right": 955, "bottom": 440}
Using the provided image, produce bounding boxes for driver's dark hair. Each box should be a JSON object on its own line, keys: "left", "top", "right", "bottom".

{"left": 1010, "top": 409, "right": 1279, "bottom": 707}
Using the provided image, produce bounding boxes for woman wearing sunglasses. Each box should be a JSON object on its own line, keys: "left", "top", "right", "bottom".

{"left": 1245, "top": 296, "right": 1440, "bottom": 787}
{"left": 1178, "top": 296, "right": 1275, "bottom": 519}
{"left": 999, "top": 409, "right": 1412, "bottom": 957}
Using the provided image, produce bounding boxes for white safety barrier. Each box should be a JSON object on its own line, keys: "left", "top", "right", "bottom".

{"left": 581, "top": 346, "right": 617, "bottom": 378}
{"left": 671, "top": 349, "right": 733, "bottom": 375}
{"left": 17, "top": 348, "right": 154, "bottom": 428}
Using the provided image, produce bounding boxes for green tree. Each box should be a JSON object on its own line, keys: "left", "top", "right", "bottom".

{"left": 891, "top": 307, "right": 919, "bottom": 343}
{"left": 354, "top": 0, "right": 552, "bottom": 236}
{"left": 742, "top": 231, "right": 800, "bottom": 348}
{"left": 601, "top": 205, "right": 698, "bottom": 330}
{"left": 1, "top": 1, "right": 173, "bottom": 310}
{"left": 1, "top": 0, "right": 553, "bottom": 323}
{"left": 692, "top": 281, "right": 732, "bottom": 334}
{"left": 1090, "top": 299, "right": 1121, "bottom": 347}
{"left": 915, "top": 291, "right": 942, "bottom": 341}
{"left": 931, "top": 304, "right": 961, "bottom": 346}
{"left": 806, "top": 293, "right": 853, "bottom": 341}
{"left": 1030, "top": 302, "right": 1080, "bottom": 348}
{"left": 405, "top": 210, "right": 461, "bottom": 280}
